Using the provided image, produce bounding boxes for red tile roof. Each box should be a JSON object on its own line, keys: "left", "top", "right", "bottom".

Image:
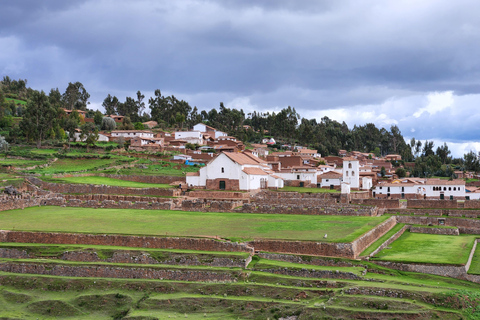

{"left": 242, "top": 167, "right": 268, "bottom": 175}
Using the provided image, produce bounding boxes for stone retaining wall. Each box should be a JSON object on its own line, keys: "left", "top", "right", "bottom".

{"left": 63, "top": 194, "right": 176, "bottom": 203}
{"left": 0, "top": 231, "right": 254, "bottom": 254}
{"left": 256, "top": 267, "right": 361, "bottom": 280}
{"left": 407, "top": 200, "right": 458, "bottom": 209}
{"left": 395, "top": 216, "right": 480, "bottom": 232}
{"left": 239, "top": 203, "right": 377, "bottom": 216}
{"left": 351, "top": 216, "right": 397, "bottom": 258}
{"left": 252, "top": 198, "right": 338, "bottom": 207}
{"left": 373, "top": 261, "right": 468, "bottom": 280}
{"left": 27, "top": 177, "right": 180, "bottom": 197}
{"left": 257, "top": 253, "right": 359, "bottom": 268}
{"left": 247, "top": 240, "right": 356, "bottom": 259}
{"left": 386, "top": 208, "right": 480, "bottom": 218}
{"left": 410, "top": 226, "right": 459, "bottom": 235}
{"left": 0, "top": 262, "right": 237, "bottom": 282}
{"left": 351, "top": 199, "right": 400, "bottom": 208}
{"left": 0, "top": 248, "right": 246, "bottom": 268}
{"left": 187, "top": 191, "right": 250, "bottom": 200}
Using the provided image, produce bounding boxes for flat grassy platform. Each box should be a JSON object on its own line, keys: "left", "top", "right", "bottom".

{"left": 41, "top": 176, "right": 172, "bottom": 188}
{"left": 372, "top": 231, "right": 478, "bottom": 265}
{"left": 0, "top": 206, "right": 388, "bottom": 242}
{"left": 467, "top": 241, "right": 480, "bottom": 275}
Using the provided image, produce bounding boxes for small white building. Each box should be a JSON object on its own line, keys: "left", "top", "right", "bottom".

{"left": 374, "top": 178, "right": 466, "bottom": 199}
{"left": 111, "top": 130, "right": 154, "bottom": 138}
{"left": 174, "top": 131, "right": 205, "bottom": 145}
{"left": 186, "top": 152, "right": 283, "bottom": 191}
{"left": 318, "top": 172, "right": 342, "bottom": 188}
{"left": 275, "top": 166, "right": 319, "bottom": 186}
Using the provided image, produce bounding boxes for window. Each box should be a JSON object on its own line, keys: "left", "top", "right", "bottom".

{"left": 346, "top": 171, "right": 349, "bottom": 177}
{"left": 221, "top": 167, "right": 224, "bottom": 173}
{"left": 297, "top": 175, "right": 300, "bottom": 179}
{"left": 444, "top": 187, "right": 447, "bottom": 191}
{"left": 453, "top": 187, "right": 456, "bottom": 191}
{"left": 449, "top": 187, "right": 451, "bottom": 191}
{"left": 402, "top": 187, "right": 404, "bottom": 192}
{"left": 348, "top": 163, "right": 352, "bottom": 169}
{"left": 352, "top": 171, "right": 355, "bottom": 176}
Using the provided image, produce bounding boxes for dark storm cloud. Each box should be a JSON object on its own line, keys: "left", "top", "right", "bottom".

{"left": 2, "top": 0, "right": 480, "bottom": 152}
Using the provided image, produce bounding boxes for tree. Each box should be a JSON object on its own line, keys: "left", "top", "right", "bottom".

{"left": 20, "top": 90, "right": 57, "bottom": 148}
{"left": 63, "top": 110, "right": 82, "bottom": 146}
{"left": 436, "top": 142, "right": 451, "bottom": 164}
{"left": 101, "top": 117, "right": 116, "bottom": 131}
{"left": 79, "top": 122, "right": 99, "bottom": 152}
{"left": 380, "top": 166, "right": 386, "bottom": 177}
{"left": 62, "top": 82, "right": 90, "bottom": 110}
{"left": 395, "top": 167, "right": 407, "bottom": 178}
{"left": 136, "top": 91, "right": 145, "bottom": 117}
{"left": 93, "top": 110, "right": 104, "bottom": 127}
{"left": 422, "top": 140, "right": 435, "bottom": 157}
{"left": 120, "top": 116, "right": 134, "bottom": 130}
{"left": 102, "top": 94, "right": 119, "bottom": 115}
{"left": 134, "top": 122, "right": 145, "bottom": 130}
{"left": 464, "top": 151, "right": 480, "bottom": 173}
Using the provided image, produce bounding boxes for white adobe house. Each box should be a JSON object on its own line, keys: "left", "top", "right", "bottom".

{"left": 111, "top": 130, "right": 154, "bottom": 138}
{"left": 174, "top": 131, "right": 205, "bottom": 145}
{"left": 318, "top": 171, "right": 342, "bottom": 188}
{"left": 193, "top": 123, "right": 227, "bottom": 139}
{"left": 275, "top": 167, "right": 319, "bottom": 186}
{"left": 361, "top": 177, "right": 373, "bottom": 190}
{"left": 186, "top": 152, "right": 283, "bottom": 191}
{"left": 373, "top": 179, "right": 466, "bottom": 199}
{"left": 342, "top": 157, "right": 359, "bottom": 189}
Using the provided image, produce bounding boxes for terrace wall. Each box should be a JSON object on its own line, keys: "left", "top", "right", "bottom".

{"left": 238, "top": 203, "right": 378, "bottom": 216}
{"left": 0, "top": 231, "right": 254, "bottom": 254}
{"left": 0, "top": 248, "right": 247, "bottom": 268}
{"left": 395, "top": 216, "right": 480, "bottom": 234}
{"left": 26, "top": 177, "right": 180, "bottom": 197}
{"left": 187, "top": 190, "right": 250, "bottom": 200}
{"left": 407, "top": 200, "right": 458, "bottom": 209}
{"left": 410, "top": 226, "right": 459, "bottom": 235}
{"left": 373, "top": 261, "right": 469, "bottom": 280}
{"left": 351, "top": 199, "right": 400, "bottom": 209}
{"left": 0, "top": 262, "right": 237, "bottom": 282}
{"left": 350, "top": 216, "right": 397, "bottom": 258}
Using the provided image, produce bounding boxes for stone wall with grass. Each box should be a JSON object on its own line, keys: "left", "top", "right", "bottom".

{"left": 238, "top": 203, "right": 378, "bottom": 216}
{"left": 351, "top": 216, "right": 397, "bottom": 258}
{"left": 246, "top": 239, "right": 356, "bottom": 258}
{"left": 27, "top": 177, "right": 180, "bottom": 197}
{"left": 386, "top": 208, "right": 480, "bottom": 218}
{"left": 372, "top": 261, "right": 469, "bottom": 280}
{"left": 0, "top": 231, "right": 254, "bottom": 254}
{"left": 351, "top": 199, "right": 400, "bottom": 208}
{"left": 410, "top": 226, "right": 459, "bottom": 235}
{"left": 0, "top": 262, "right": 238, "bottom": 282}
{"left": 187, "top": 190, "right": 250, "bottom": 200}
{"left": 367, "top": 225, "right": 410, "bottom": 258}
{"left": 395, "top": 215, "right": 480, "bottom": 232}
{"left": 407, "top": 200, "right": 458, "bottom": 209}
{"left": 0, "top": 248, "right": 247, "bottom": 268}
{"left": 52, "top": 174, "right": 186, "bottom": 184}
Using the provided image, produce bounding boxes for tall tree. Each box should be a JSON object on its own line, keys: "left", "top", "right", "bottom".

{"left": 20, "top": 90, "right": 57, "bottom": 148}
{"left": 102, "top": 94, "right": 119, "bottom": 115}
{"left": 61, "top": 82, "right": 90, "bottom": 110}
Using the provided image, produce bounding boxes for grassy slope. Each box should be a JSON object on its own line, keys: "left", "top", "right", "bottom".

{"left": 0, "top": 206, "right": 388, "bottom": 242}
{"left": 468, "top": 242, "right": 480, "bottom": 274}
{"left": 41, "top": 176, "right": 172, "bottom": 188}
{"left": 359, "top": 223, "right": 405, "bottom": 257}
{"left": 372, "top": 231, "right": 478, "bottom": 265}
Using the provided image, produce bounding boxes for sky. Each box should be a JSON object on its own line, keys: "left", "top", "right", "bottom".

{"left": 2, "top": 0, "right": 480, "bottom": 157}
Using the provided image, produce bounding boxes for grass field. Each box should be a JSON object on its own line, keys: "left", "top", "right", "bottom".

{"left": 103, "top": 159, "right": 200, "bottom": 176}
{"left": 468, "top": 241, "right": 480, "bottom": 274}
{"left": 372, "top": 231, "right": 478, "bottom": 265}
{"left": 0, "top": 206, "right": 388, "bottom": 242}
{"left": 27, "top": 158, "right": 130, "bottom": 174}
{"left": 0, "top": 158, "right": 48, "bottom": 167}
{"left": 41, "top": 176, "right": 172, "bottom": 188}
{"left": 5, "top": 98, "right": 26, "bottom": 105}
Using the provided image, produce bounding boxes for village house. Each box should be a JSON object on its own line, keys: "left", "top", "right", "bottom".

{"left": 373, "top": 178, "right": 466, "bottom": 199}
{"left": 186, "top": 152, "right": 283, "bottom": 191}
{"left": 111, "top": 130, "right": 154, "bottom": 139}
{"left": 193, "top": 123, "right": 227, "bottom": 139}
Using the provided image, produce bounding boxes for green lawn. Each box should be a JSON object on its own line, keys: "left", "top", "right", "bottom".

{"left": 0, "top": 158, "right": 48, "bottom": 167}
{"left": 372, "top": 231, "right": 478, "bottom": 265}
{"left": 103, "top": 160, "right": 200, "bottom": 176}
{"left": 0, "top": 206, "right": 388, "bottom": 242}
{"left": 467, "top": 241, "right": 480, "bottom": 274}
{"left": 41, "top": 176, "right": 172, "bottom": 188}
{"left": 27, "top": 158, "right": 128, "bottom": 174}
{"left": 5, "top": 98, "right": 26, "bottom": 105}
